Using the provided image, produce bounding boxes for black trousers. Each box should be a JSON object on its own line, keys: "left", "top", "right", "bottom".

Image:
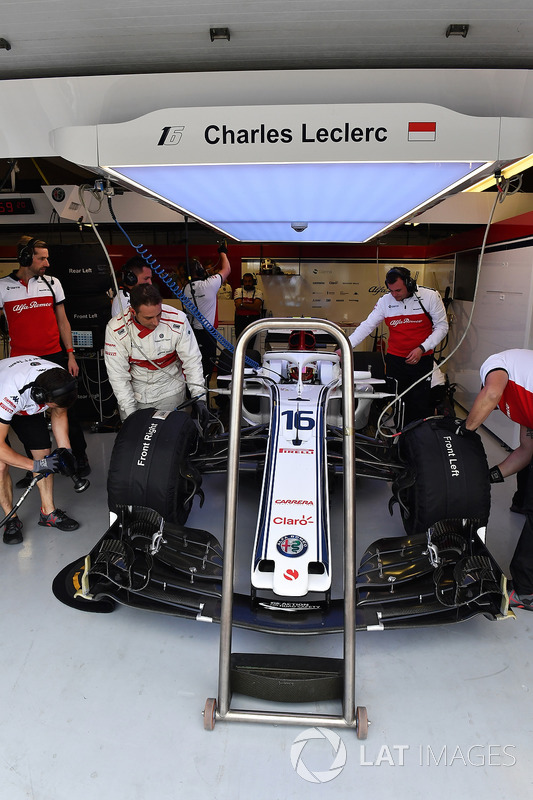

{"left": 512, "top": 463, "right": 530, "bottom": 509}
{"left": 510, "top": 462, "right": 533, "bottom": 595}
{"left": 234, "top": 314, "right": 260, "bottom": 349}
{"left": 385, "top": 353, "right": 433, "bottom": 426}
{"left": 193, "top": 328, "right": 217, "bottom": 383}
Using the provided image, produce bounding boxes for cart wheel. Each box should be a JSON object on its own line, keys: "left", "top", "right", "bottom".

{"left": 356, "top": 706, "right": 368, "bottom": 739}
{"left": 203, "top": 697, "right": 217, "bottom": 731}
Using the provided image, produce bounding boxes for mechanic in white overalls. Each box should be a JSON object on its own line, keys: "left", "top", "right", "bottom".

{"left": 104, "top": 283, "right": 209, "bottom": 427}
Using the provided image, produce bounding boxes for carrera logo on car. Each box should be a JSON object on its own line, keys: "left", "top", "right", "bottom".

{"left": 442, "top": 435, "right": 460, "bottom": 477}
{"left": 273, "top": 515, "right": 313, "bottom": 526}
{"left": 278, "top": 448, "right": 314, "bottom": 454}
{"left": 275, "top": 499, "right": 313, "bottom": 505}
{"left": 276, "top": 536, "right": 309, "bottom": 557}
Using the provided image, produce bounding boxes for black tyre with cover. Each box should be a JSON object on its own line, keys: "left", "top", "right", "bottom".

{"left": 107, "top": 408, "right": 200, "bottom": 524}
{"left": 396, "top": 418, "right": 490, "bottom": 534}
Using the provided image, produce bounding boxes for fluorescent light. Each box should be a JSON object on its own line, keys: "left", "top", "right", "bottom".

{"left": 106, "top": 160, "right": 488, "bottom": 242}
{"left": 51, "top": 101, "right": 533, "bottom": 243}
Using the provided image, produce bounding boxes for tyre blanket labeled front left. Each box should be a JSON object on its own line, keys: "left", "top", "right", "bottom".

{"left": 396, "top": 418, "right": 490, "bottom": 535}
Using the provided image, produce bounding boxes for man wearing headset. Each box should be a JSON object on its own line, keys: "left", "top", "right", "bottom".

{"left": 182, "top": 243, "right": 231, "bottom": 381}
{"left": 111, "top": 255, "right": 153, "bottom": 317}
{"left": 0, "top": 356, "right": 80, "bottom": 544}
{"left": 233, "top": 273, "right": 264, "bottom": 348}
{"left": 0, "top": 235, "right": 90, "bottom": 480}
{"left": 339, "top": 267, "right": 448, "bottom": 425}
{"left": 105, "top": 283, "right": 209, "bottom": 427}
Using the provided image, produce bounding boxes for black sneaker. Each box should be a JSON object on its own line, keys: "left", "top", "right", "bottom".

{"left": 75, "top": 455, "right": 91, "bottom": 478}
{"left": 3, "top": 517, "right": 23, "bottom": 545}
{"left": 15, "top": 471, "right": 33, "bottom": 489}
{"left": 38, "top": 508, "right": 79, "bottom": 531}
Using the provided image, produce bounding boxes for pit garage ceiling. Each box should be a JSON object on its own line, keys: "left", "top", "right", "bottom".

{"left": 2, "top": 0, "right": 533, "bottom": 79}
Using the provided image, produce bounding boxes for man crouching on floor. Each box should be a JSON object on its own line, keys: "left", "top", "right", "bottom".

{"left": 0, "top": 356, "right": 80, "bottom": 545}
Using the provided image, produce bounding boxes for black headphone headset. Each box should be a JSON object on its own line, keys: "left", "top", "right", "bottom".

{"left": 122, "top": 267, "right": 139, "bottom": 287}
{"left": 189, "top": 258, "right": 207, "bottom": 282}
{"left": 385, "top": 267, "right": 418, "bottom": 295}
{"left": 18, "top": 238, "right": 40, "bottom": 268}
{"left": 28, "top": 377, "right": 78, "bottom": 405}
{"left": 242, "top": 272, "right": 257, "bottom": 286}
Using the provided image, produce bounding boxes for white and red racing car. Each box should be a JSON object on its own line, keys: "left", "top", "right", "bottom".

{"left": 54, "top": 321, "right": 510, "bottom": 633}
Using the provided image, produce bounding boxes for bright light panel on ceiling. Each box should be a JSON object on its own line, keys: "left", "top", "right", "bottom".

{"left": 106, "top": 161, "right": 488, "bottom": 242}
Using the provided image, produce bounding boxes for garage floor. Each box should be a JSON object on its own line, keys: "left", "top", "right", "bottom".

{"left": 0, "top": 423, "right": 531, "bottom": 800}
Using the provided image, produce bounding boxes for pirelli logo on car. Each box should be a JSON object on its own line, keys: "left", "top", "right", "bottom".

{"left": 279, "top": 448, "right": 314, "bottom": 455}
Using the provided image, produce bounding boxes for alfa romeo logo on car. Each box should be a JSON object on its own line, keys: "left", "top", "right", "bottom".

{"left": 276, "top": 535, "right": 308, "bottom": 557}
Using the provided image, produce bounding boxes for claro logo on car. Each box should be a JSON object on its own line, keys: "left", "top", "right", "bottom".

{"left": 136, "top": 422, "right": 159, "bottom": 467}
{"left": 442, "top": 435, "right": 460, "bottom": 477}
{"left": 158, "top": 122, "right": 389, "bottom": 146}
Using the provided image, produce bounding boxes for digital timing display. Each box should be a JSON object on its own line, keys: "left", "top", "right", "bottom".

{"left": 0, "top": 198, "right": 35, "bottom": 215}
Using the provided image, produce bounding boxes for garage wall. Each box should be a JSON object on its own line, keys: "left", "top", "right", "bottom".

{"left": 233, "top": 257, "right": 453, "bottom": 348}
{"left": 447, "top": 244, "right": 533, "bottom": 447}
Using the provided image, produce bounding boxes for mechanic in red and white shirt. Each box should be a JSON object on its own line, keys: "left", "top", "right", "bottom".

{"left": 342, "top": 267, "right": 448, "bottom": 424}
{"left": 234, "top": 273, "right": 264, "bottom": 348}
{"left": 0, "top": 236, "right": 89, "bottom": 478}
{"left": 0, "top": 356, "right": 80, "bottom": 544}
{"left": 0, "top": 237, "right": 77, "bottom": 365}
{"left": 463, "top": 348, "right": 533, "bottom": 611}
{"left": 104, "top": 283, "right": 208, "bottom": 425}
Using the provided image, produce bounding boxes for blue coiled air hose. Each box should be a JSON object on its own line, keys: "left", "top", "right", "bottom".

{"left": 107, "top": 197, "right": 261, "bottom": 369}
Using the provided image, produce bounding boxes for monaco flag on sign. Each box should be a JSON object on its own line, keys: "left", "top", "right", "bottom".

{"left": 408, "top": 121, "right": 437, "bottom": 141}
